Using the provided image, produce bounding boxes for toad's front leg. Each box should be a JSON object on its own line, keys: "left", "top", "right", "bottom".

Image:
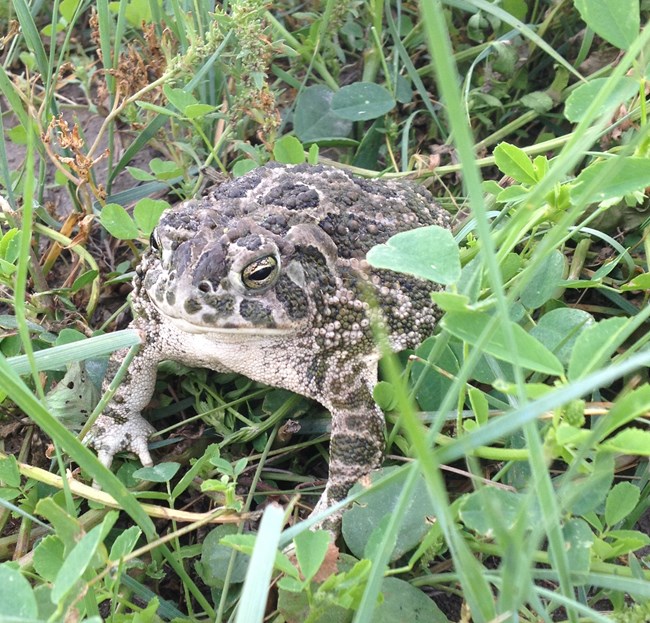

{"left": 311, "top": 389, "right": 385, "bottom": 532}
{"left": 87, "top": 326, "right": 164, "bottom": 469}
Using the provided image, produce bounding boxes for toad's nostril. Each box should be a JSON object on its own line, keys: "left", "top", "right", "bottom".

{"left": 198, "top": 281, "right": 211, "bottom": 293}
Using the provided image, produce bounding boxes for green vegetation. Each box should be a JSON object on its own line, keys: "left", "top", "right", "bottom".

{"left": 1, "top": 0, "right": 650, "bottom": 621}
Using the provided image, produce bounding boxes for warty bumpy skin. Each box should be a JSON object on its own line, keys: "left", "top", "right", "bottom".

{"left": 88, "top": 162, "right": 451, "bottom": 531}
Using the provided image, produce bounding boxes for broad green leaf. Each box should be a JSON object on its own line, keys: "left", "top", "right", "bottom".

{"left": 520, "top": 250, "right": 566, "bottom": 310}
{"left": 500, "top": 252, "right": 524, "bottom": 283}
{"left": 599, "top": 384, "right": 650, "bottom": 439}
{"left": 197, "top": 525, "right": 251, "bottom": 586}
{"left": 185, "top": 103, "right": 216, "bottom": 119}
{"left": 35, "top": 498, "right": 83, "bottom": 550}
{"left": 519, "top": 91, "right": 554, "bottom": 113}
{"left": 375, "top": 577, "right": 449, "bottom": 622}
{"left": 149, "top": 158, "right": 184, "bottom": 179}
{"left": 60, "top": 0, "right": 82, "bottom": 22}
{"left": 493, "top": 142, "right": 537, "bottom": 185}
{"left": 601, "top": 428, "right": 650, "bottom": 455}
{"left": 442, "top": 311, "right": 563, "bottom": 376}
{"left": 294, "top": 530, "right": 331, "bottom": 584}
{"left": 133, "top": 462, "right": 181, "bottom": 483}
{"left": 33, "top": 535, "right": 65, "bottom": 583}
{"left": 573, "top": 157, "right": 650, "bottom": 204}
{"left": 373, "top": 380, "right": 397, "bottom": 410}
{"left": 341, "top": 466, "right": 435, "bottom": 562}
{"left": 411, "top": 337, "right": 460, "bottom": 410}
{"left": 133, "top": 198, "right": 169, "bottom": 235}
{"left": 51, "top": 524, "right": 105, "bottom": 604}
{"left": 496, "top": 185, "right": 530, "bottom": 203}
{"left": 621, "top": 272, "right": 650, "bottom": 291}
{"left": 294, "top": 85, "right": 353, "bottom": 143}
{"left": 331, "top": 82, "right": 396, "bottom": 121}
{"left": 222, "top": 533, "right": 298, "bottom": 578}
{"left": 459, "top": 488, "right": 533, "bottom": 535}
{"left": 232, "top": 159, "right": 258, "bottom": 177}
{"left": 0, "top": 564, "right": 37, "bottom": 618}
{"left": 560, "top": 451, "right": 614, "bottom": 516}
{"left": 109, "top": 0, "right": 155, "bottom": 25}
{"left": 277, "top": 576, "right": 305, "bottom": 593}
{"left": 605, "top": 482, "right": 640, "bottom": 527}
{"left": 604, "top": 530, "right": 650, "bottom": 558}
{"left": 574, "top": 0, "right": 639, "bottom": 50}
{"left": 109, "top": 525, "right": 142, "bottom": 560}
{"left": 6, "top": 124, "right": 27, "bottom": 145}
{"left": 0, "top": 454, "right": 20, "bottom": 487}
{"left": 560, "top": 519, "right": 593, "bottom": 580}
{"left": 468, "top": 386, "right": 489, "bottom": 425}
{"left": 273, "top": 135, "right": 306, "bottom": 164}
{"left": 46, "top": 361, "right": 99, "bottom": 430}
{"left": 568, "top": 317, "right": 628, "bottom": 380}
{"left": 366, "top": 225, "right": 461, "bottom": 284}
{"left": 502, "top": 0, "right": 527, "bottom": 20}
{"left": 530, "top": 308, "right": 594, "bottom": 365}
{"left": 430, "top": 292, "right": 471, "bottom": 312}
{"left": 555, "top": 423, "right": 591, "bottom": 447}
{"left": 100, "top": 203, "right": 139, "bottom": 240}
{"left": 564, "top": 77, "right": 638, "bottom": 122}
{"left": 0, "top": 229, "right": 20, "bottom": 263}
{"left": 126, "top": 166, "right": 156, "bottom": 181}
{"left": 163, "top": 85, "right": 198, "bottom": 112}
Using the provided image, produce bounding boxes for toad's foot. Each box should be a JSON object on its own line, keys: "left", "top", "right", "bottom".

{"left": 87, "top": 413, "right": 156, "bottom": 469}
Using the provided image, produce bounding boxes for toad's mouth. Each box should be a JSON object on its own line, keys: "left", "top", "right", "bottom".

{"left": 165, "top": 314, "right": 296, "bottom": 337}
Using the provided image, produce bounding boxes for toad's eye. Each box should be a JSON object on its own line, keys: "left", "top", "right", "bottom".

{"left": 149, "top": 230, "right": 161, "bottom": 253}
{"left": 241, "top": 255, "right": 279, "bottom": 289}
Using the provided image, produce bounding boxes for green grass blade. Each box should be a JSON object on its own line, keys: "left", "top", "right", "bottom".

{"left": 12, "top": 0, "right": 50, "bottom": 82}
{"left": 7, "top": 330, "right": 141, "bottom": 374}
{"left": 234, "top": 504, "right": 284, "bottom": 623}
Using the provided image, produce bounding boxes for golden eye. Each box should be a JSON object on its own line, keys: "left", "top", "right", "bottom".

{"left": 242, "top": 255, "right": 279, "bottom": 289}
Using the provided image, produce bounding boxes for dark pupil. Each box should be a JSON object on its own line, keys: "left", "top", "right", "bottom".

{"left": 250, "top": 265, "right": 274, "bottom": 281}
{"left": 149, "top": 231, "right": 159, "bottom": 250}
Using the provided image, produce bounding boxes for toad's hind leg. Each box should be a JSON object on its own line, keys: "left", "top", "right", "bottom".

{"left": 310, "top": 386, "right": 385, "bottom": 532}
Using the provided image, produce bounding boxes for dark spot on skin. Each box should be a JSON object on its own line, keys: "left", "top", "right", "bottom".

{"left": 154, "top": 283, "right": 165, "bottom": 302}
{"left": 204, "top": 294, "right": 236, "bottom": 317}
{"left": 202, "top": 313, "right": 216, "bottom": 324}
{"left": 260, "top": 213, "right": 288, "bottom": 235}
{"left": 275, "top": 274, "right": 309, "bottom": 319}
{"left": 240, "top": 299, "right": 275, "bottom": 325}
{"left": 67, "top": 381, "right": 74, "bottom": 389}
{"left": 262, "top": 183, "right": 320, "bottom": 210}
{"left": 236, "top": 234, "right": 263, "bottom": 250}
{"left": 218, "top": 169, "right": 266, "bottom": 198}
{"left": 184, "top": 298, "right": 203, "bottom": 314}
{"left": 166, "top": 291, "right": 176, "bottom": 306}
